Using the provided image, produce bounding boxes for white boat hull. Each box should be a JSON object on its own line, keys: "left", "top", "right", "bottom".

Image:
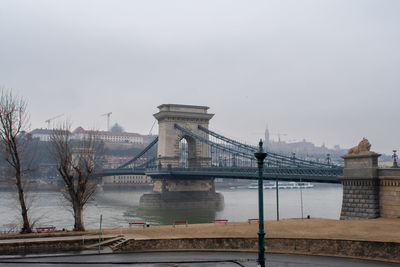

{"left": 248, "top": 181, "right": 314, "bottom": 190}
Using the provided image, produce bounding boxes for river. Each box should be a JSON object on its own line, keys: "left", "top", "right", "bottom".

{"left": 0, "top": 183, "right": 342, "bottom": 231}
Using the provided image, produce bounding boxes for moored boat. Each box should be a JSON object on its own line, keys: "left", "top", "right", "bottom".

{"left": 248, "top": 181, "right": 313, "bottom": 189}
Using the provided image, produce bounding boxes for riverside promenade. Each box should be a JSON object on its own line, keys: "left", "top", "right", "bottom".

{"left": 0, "top": 218, "right": 400, "bottom": 263}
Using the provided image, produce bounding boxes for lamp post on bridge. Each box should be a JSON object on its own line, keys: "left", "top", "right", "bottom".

{"left": 254, "top": 139, "right": 267, "bottom": 267}
{"left": 392, "top": 150, "right": 399, "bottom": 168}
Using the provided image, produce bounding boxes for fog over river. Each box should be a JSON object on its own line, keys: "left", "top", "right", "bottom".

{"left": 0, "top": 184, "right": 342, "bottom": 231}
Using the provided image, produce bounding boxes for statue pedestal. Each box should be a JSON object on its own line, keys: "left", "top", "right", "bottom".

{"left": 340, "top": 152, "right": 381, "bottom": 219}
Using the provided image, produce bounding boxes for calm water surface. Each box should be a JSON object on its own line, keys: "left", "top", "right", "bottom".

{"left": 0, "top": 183, "right": 342, "bottom": 231}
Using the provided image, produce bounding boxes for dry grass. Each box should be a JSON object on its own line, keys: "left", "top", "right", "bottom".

{"left": 101, "top": 218, "right": 400, "bottom": 243}
{"left": 1, "top": 218, "right": 399, "bottom": 243}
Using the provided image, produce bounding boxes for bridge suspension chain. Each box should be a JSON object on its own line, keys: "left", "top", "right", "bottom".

{"left": 137, "top": 156, "right": 157, "bottom": 168}
{"left": 176, "top": 124, "right": 313, "bottom": 168}
{"left": 117, "top": 136, "right": 158, "bottom": 169}
{"left": 198, "top": 125, "right": 337, "bottom": 169}
{"left": 102, "top": 124, "right": 343, "bottom": 180}
{"left": 175, "top": 124, "right": 255, "bottom": 161}
{"left": 198, "top": 125, "right": 304, "bottom": 168}
{"left": 198, "top": 125, "right": 256, "bottom": 152}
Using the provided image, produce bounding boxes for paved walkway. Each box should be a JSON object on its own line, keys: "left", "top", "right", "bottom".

{"left": 0, "top": 251, "right": 398, "bottom": 266}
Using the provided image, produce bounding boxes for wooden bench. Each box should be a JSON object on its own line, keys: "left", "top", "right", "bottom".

{"left": 248, "top": 218, "right": 259, "bottom": 224}
{"left": 173, "top": 220, "right": 188, "bottom": 227}
{"left": 129, "top": 222, "right": 146, "bottom": 228}
{"left": 36, "top": 226, "right": 56, "bottom": 232}
{"left": 214, "top": 219, "right": 228, "bottom": 225}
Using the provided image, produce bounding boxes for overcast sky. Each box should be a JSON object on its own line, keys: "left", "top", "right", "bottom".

{"left": 1, "top": 0, "right": 399, "bottom": 154}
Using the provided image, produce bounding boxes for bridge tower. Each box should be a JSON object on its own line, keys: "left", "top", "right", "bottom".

{"left": 154, "top": 104, "right": 213, "bottom": 168}
{"left": 139, "top": 104, "right": 224, "bottom": 209}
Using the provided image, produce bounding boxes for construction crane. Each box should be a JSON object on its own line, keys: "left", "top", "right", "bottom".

{"left": 45, "top": 114, "right": 64, "bottom": 129}
{"left": 101, "top": 112, "right": 112, "bottom": 131}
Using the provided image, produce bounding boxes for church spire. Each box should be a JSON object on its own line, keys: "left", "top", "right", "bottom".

{"left": 264, "top": 124, "right": 270, "bottom": 150}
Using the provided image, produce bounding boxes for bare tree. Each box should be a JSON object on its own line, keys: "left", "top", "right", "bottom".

{"left": 0, "top": 90, "right": 32, "bottom": 233}
{"left": 49, "top": 123, "right": 103, "bottom": 231}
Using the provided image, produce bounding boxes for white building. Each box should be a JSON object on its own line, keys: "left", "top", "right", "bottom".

{"left": 30, "top": 128, "right": 58, "bottom": 141}
{"left": 72, "top": 127, "right": 149, "bottom": 145}
{"left": 103, "top": 156, "right": 152, "bottom": 185}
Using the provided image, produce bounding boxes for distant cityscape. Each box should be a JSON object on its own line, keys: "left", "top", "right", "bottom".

{"left": 263, "top": 126, "right": 392, "bottom": 166}
{"left": 30, "top": 124, "right": 154, "bottom": 189}
{"left": 263, "top": 126, "right": 346, "bottom": 165}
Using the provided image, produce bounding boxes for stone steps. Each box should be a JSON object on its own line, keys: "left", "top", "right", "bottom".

{"left": 109, "top": 237, "right": 130, "bottom": 251}
{"left": 84, "top": 235, "right": 124, "bottom": 250}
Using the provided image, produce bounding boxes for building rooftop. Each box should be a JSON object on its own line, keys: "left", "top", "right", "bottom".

{"left": 73, "top": 127, "right": 144, "bottom": 137}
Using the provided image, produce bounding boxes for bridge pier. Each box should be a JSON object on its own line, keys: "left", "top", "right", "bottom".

{"left": 139, "top": 178, "right": 224, "bottom": 209}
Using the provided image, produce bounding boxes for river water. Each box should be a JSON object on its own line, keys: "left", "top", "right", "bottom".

{"left": 0, "top": 183, "right": 342, "bottom": 231}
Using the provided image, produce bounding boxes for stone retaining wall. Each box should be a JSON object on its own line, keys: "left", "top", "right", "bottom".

{"left": 0, "top": 237, "right": 101, "bottom": 255}
{"left": 1, "top": 236, "right": 399, "bottom": 262}
{"left": 340, "top": 179, "right": 380, "bottom": 219}
{"left": 117, "top": 237, "right": 400, "bottom": 262}
{"left": 379, "top": 169, "right": 400, "bottom": 218}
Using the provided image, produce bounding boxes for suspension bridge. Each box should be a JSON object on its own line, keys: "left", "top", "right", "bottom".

{"left": 103, "top": 105, "right": 342, "bottom": 183}
{"left": 99, "top": 103, "right": 400, "bottom": 219}
{"left": 101, "top": 104, "right": 344, "bottom": 208}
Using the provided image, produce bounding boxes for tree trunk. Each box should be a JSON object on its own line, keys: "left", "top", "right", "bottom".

{"left": 0, "top": 90, "right": 32, "bottom": 233}
{"left": 73, "top": 200, "right": 85, "bottom": 232}
{"left": 15, "top": 171, "right": 32, "bottom": 233}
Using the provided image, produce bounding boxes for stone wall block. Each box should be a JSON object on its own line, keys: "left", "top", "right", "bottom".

{"left": 340, "top": 152, "right": 381, "bottom": 219}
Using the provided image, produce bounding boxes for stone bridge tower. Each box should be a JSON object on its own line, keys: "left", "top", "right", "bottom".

{"left": 154, "top": 104, "right": 213, "bottom": 168}
{"left": 139, "top": 104, "right": 224, "bottom": 210}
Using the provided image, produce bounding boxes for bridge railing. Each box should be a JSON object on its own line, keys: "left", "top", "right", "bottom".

{"left": 144, "top": 165, "right": 342, "bottom": 182}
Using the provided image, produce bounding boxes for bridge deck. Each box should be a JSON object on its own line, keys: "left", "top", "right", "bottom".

{"left": 102, "top": 166, "right": 342, "bottom": 183}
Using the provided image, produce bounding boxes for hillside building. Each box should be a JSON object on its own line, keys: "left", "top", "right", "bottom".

{"left": 103, "top": 155, "right": 152, "bottom": 186}
{"left": 72, "top": 127, "right": 150, "bottom": 145}
{"left": 30, "top": 127, "right": 150, "bottom": 145}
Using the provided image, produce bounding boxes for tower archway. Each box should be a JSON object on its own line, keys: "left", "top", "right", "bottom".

{"left": 154, "top": 104, "right": 213, "bottom": 168}
{"left": 177, "top": 134, "right": 199, "bottom": 168}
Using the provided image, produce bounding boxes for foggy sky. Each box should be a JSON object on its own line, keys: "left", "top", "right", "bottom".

{"left": 1, "top": 0, "right": 399, "bottom": 154}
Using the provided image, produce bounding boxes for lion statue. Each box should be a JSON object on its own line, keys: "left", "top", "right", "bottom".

{"left": 347, "top": 138, "right": 372, "bottom": 155}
